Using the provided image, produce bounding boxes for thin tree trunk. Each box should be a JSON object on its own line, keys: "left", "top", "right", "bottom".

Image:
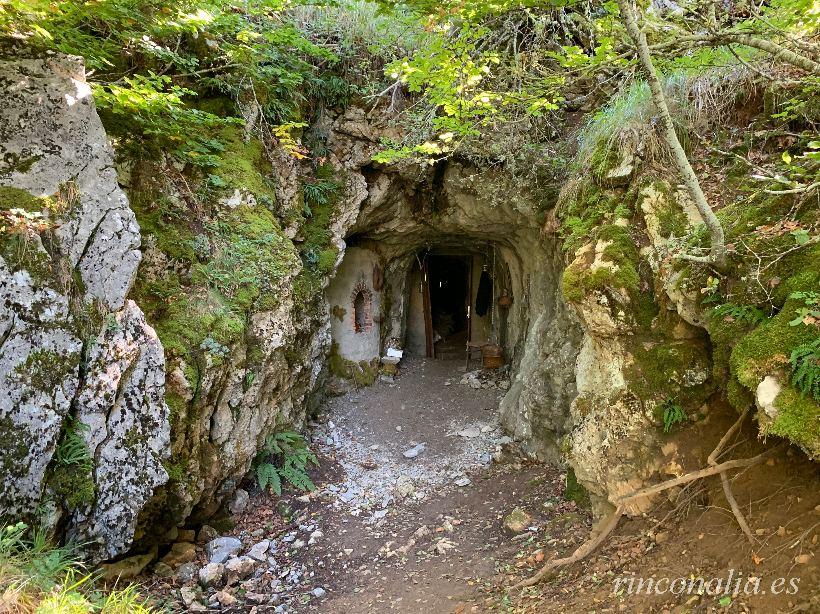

{"left": 617, "top": 0, "right": 727, "bottom": 269}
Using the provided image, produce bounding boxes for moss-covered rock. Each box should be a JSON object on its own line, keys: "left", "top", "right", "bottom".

{"left": 328, "top": 342, "right": 378, "bottom": 386}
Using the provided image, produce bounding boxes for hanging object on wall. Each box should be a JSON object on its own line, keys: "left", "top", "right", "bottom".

{"left": 372, "top": 263, "right": 384, "bottom": 291}
{"left": 475, "top": 265, "right": 493, "bottom": 317}
{"left": 498, "top": 287, "right": 513, "bottom": 308}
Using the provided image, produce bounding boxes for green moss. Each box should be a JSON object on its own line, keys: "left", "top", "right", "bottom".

{"left": 47, "top": 421, "right": 96, "bottom": 510}
{"left": 292, "top": 168, "right": 340, "bottom": 316}
{"left": 564, "top": 467, "right": 591, "bottom": 509}
{"left": 707, "top": 308, "right": 758, "bottom": 383}
{"left": 626, "top": 337, "right": 713, "bottom": 409}
{"left": 561, "top": 224, "right": 641, "bottom": 304}
{"left": 0, "top": 233, "right": 54, "bottom": 280}
{"left": 165, "top": 391, "right": 188, "bottom": 427}
{"left": 211, "top": 126, "right": 277, "bottom": 202}
{"left": 163, "top": 459, "right": 188, "bottom": 483}
{"left": 730, "top": 297, "right": 819, "bottom": 391}
{"left": 0, "top": 186, "right": 52, "bottom": 212}
{"left": 588, "top": 142, "right": 621, "bottom": 181}
{"left": 557, "top": 184, "right": 625, "bottom": 256}
{"left": 769, "top": 385, "right": 820, "bottom": 459}
{"left": 653, "top": 191, "right": 688, "bottom": 238}
{"left": 328, "top": 342, "right": 378, "bottom": 386}
{"left": 727, "top": 376, "right": 754, "bottom": 412}
{"left": 13, "top": 348, "right": 80, "bottom": 391}
{"left": 2, "top": 153, "right": 42, "bottom": 174}
{"left": 128, "top": 190, "right": 197, "bottom": 262}
{"left": 49, "top": 465, "right": 95, "bottom": 509}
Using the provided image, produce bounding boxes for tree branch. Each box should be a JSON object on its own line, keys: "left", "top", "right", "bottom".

{"left": 617, "top": 0, "right": 727, "bottom": 269}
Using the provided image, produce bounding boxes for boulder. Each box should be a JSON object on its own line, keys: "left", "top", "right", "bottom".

{"left": 198, "top": 562, "right": 225, "bottom": 588}
{"left": 503, "top": 507, "right": 532, "bottom": 534}
{"left": 0, "top": 55, "right": 169, "bottom": 563}
{"left": 227, "top": 488, "right": 250, "bottom": 515}
{"left": 215, "top": 590, "right": 238, "bottom": 607}
{"left": 177, "top": 562, "right": 200, "bottom": 584}
{"left": 177, "top": 528, "right": 197, "bottom": 543}
{"left": 161, "top": 542, "right": 198, "bottom": 568}
{"left": 98, "top": 547, "right": 157, "bottom": 581}
{"left": 153, "top": 562, "right": 174, "bottom": 578}
{"left": 179, "top": 586, "right": 201, "bottom": 608}
{"left": 206, "top": 536, "right": 243, "bottom": 564}
{"left": 197, "top": 525, "right": 219, "bottom": 544}
{"left": 0, "top": 263, "right": 82, "bottom": 519}
{"left": 225, "top": 556, "right": 257, "bottom": 583}
{"left": 0, "top": 56, "right": 140, "bottom": 310}
{"left": 67, "top": 301, "right": 170, "bottom": 562}
{"left": 247, "top": 539, "right": 270, "bottom": 562}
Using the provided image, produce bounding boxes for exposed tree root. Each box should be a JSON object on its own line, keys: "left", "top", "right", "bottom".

{"left": 511, "top": 505, "right": 625, "bottom": 589}
{"left": 511, "top": 416, "right": 780, "bottom": 590}
{"left": 708, "top": 409, "right": 756, "bottom": 545}
{"left": 719, "top": 471, "right": 755, "bottom": 545}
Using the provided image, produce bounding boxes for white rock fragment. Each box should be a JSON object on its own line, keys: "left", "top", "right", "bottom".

{"left": 403, "top": 443, "right": 425, "bottom": 458}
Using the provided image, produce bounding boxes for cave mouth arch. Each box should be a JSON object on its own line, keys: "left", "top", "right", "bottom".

{"left": 324, "top": 159, "right": 582, "bottom": 460}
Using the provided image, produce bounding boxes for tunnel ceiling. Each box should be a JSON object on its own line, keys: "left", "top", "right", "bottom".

{"left": 341, "top": 160, "right": 549, "bottom": 263}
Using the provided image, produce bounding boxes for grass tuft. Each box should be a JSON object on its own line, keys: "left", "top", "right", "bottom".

{"left": 0, "top": 523, "right": 155, "bottom": 613}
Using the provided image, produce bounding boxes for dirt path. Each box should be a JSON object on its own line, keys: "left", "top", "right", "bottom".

{"left": 287, "top": 357, "right": 587, "bottom": 612}
{"left": 148, "top": 358, "right": 819, "bottom": 613}
{"left": 220, "top": 357, "right": 590, "bottom": 613}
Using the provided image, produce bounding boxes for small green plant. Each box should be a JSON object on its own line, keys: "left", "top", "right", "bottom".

{"left": 788, "top": 291, "right": 820, "bottom": 327}
{"left": 54, "top": 420, "right": 93, "bottom": 472}
{"left": 302, "top": 179, "right": 340, "bottom": 216}
{"left": 50, "top": 420, "right": 96, "bottom": 509}
{"left": 660, "top": 399, "right": 687, "bottom": 433}
{"left": 255, "top": 431, "right": 318, "bottom": 496}
{"left": 790, "top": 338, "right": 820, "bottom": 401}
{"left": 711, "top": 302, "right": 767, "bottom": 326}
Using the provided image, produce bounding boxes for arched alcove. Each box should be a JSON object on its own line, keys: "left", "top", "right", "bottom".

{"left": 351, "top": 280, "right": 372, "bottom": 333}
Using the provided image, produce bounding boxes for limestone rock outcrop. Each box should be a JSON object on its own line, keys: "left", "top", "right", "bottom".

{"left": 0, "top": 261, "right": 82, "bottom": 518}
{"left": 0, "top": 55, "right": 141, "bottom": 310}
{"left": 0, "top": 55, "right": 169, "bottom": 562}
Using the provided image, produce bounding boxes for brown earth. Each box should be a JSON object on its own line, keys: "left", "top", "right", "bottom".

{"left": 147, "top": 358, "right": 819, "bottom": 614}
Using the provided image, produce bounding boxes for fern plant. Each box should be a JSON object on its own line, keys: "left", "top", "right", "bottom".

{"left": 302, "top": 179, "right": 339, "bottom": 216}
{"left": 254, "top": 431, "right": 318, "bottom": 496}
{"left": 660, "top": 399, "right": 687, "bottom": 433}
{"left": 790, "top": 338, "right": 820, "bottom": 401}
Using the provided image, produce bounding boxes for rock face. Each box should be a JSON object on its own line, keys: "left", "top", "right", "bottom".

{"left": 5, "top": 51, "right": 802, "bottom": 560}
{"left": 67, "top": 300, "right": 169, "bottom": 561}
{"left": 0, "top": 262, "right": 82, "bottom": 518}
{"left": 0, "top": 55, "right": 141, "bottom": 310}
{"left": 0, "top": 55, "right": 169, "bottom": 562}
{"left": 561, "top": 178, "right": 716, "bottom": 518}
